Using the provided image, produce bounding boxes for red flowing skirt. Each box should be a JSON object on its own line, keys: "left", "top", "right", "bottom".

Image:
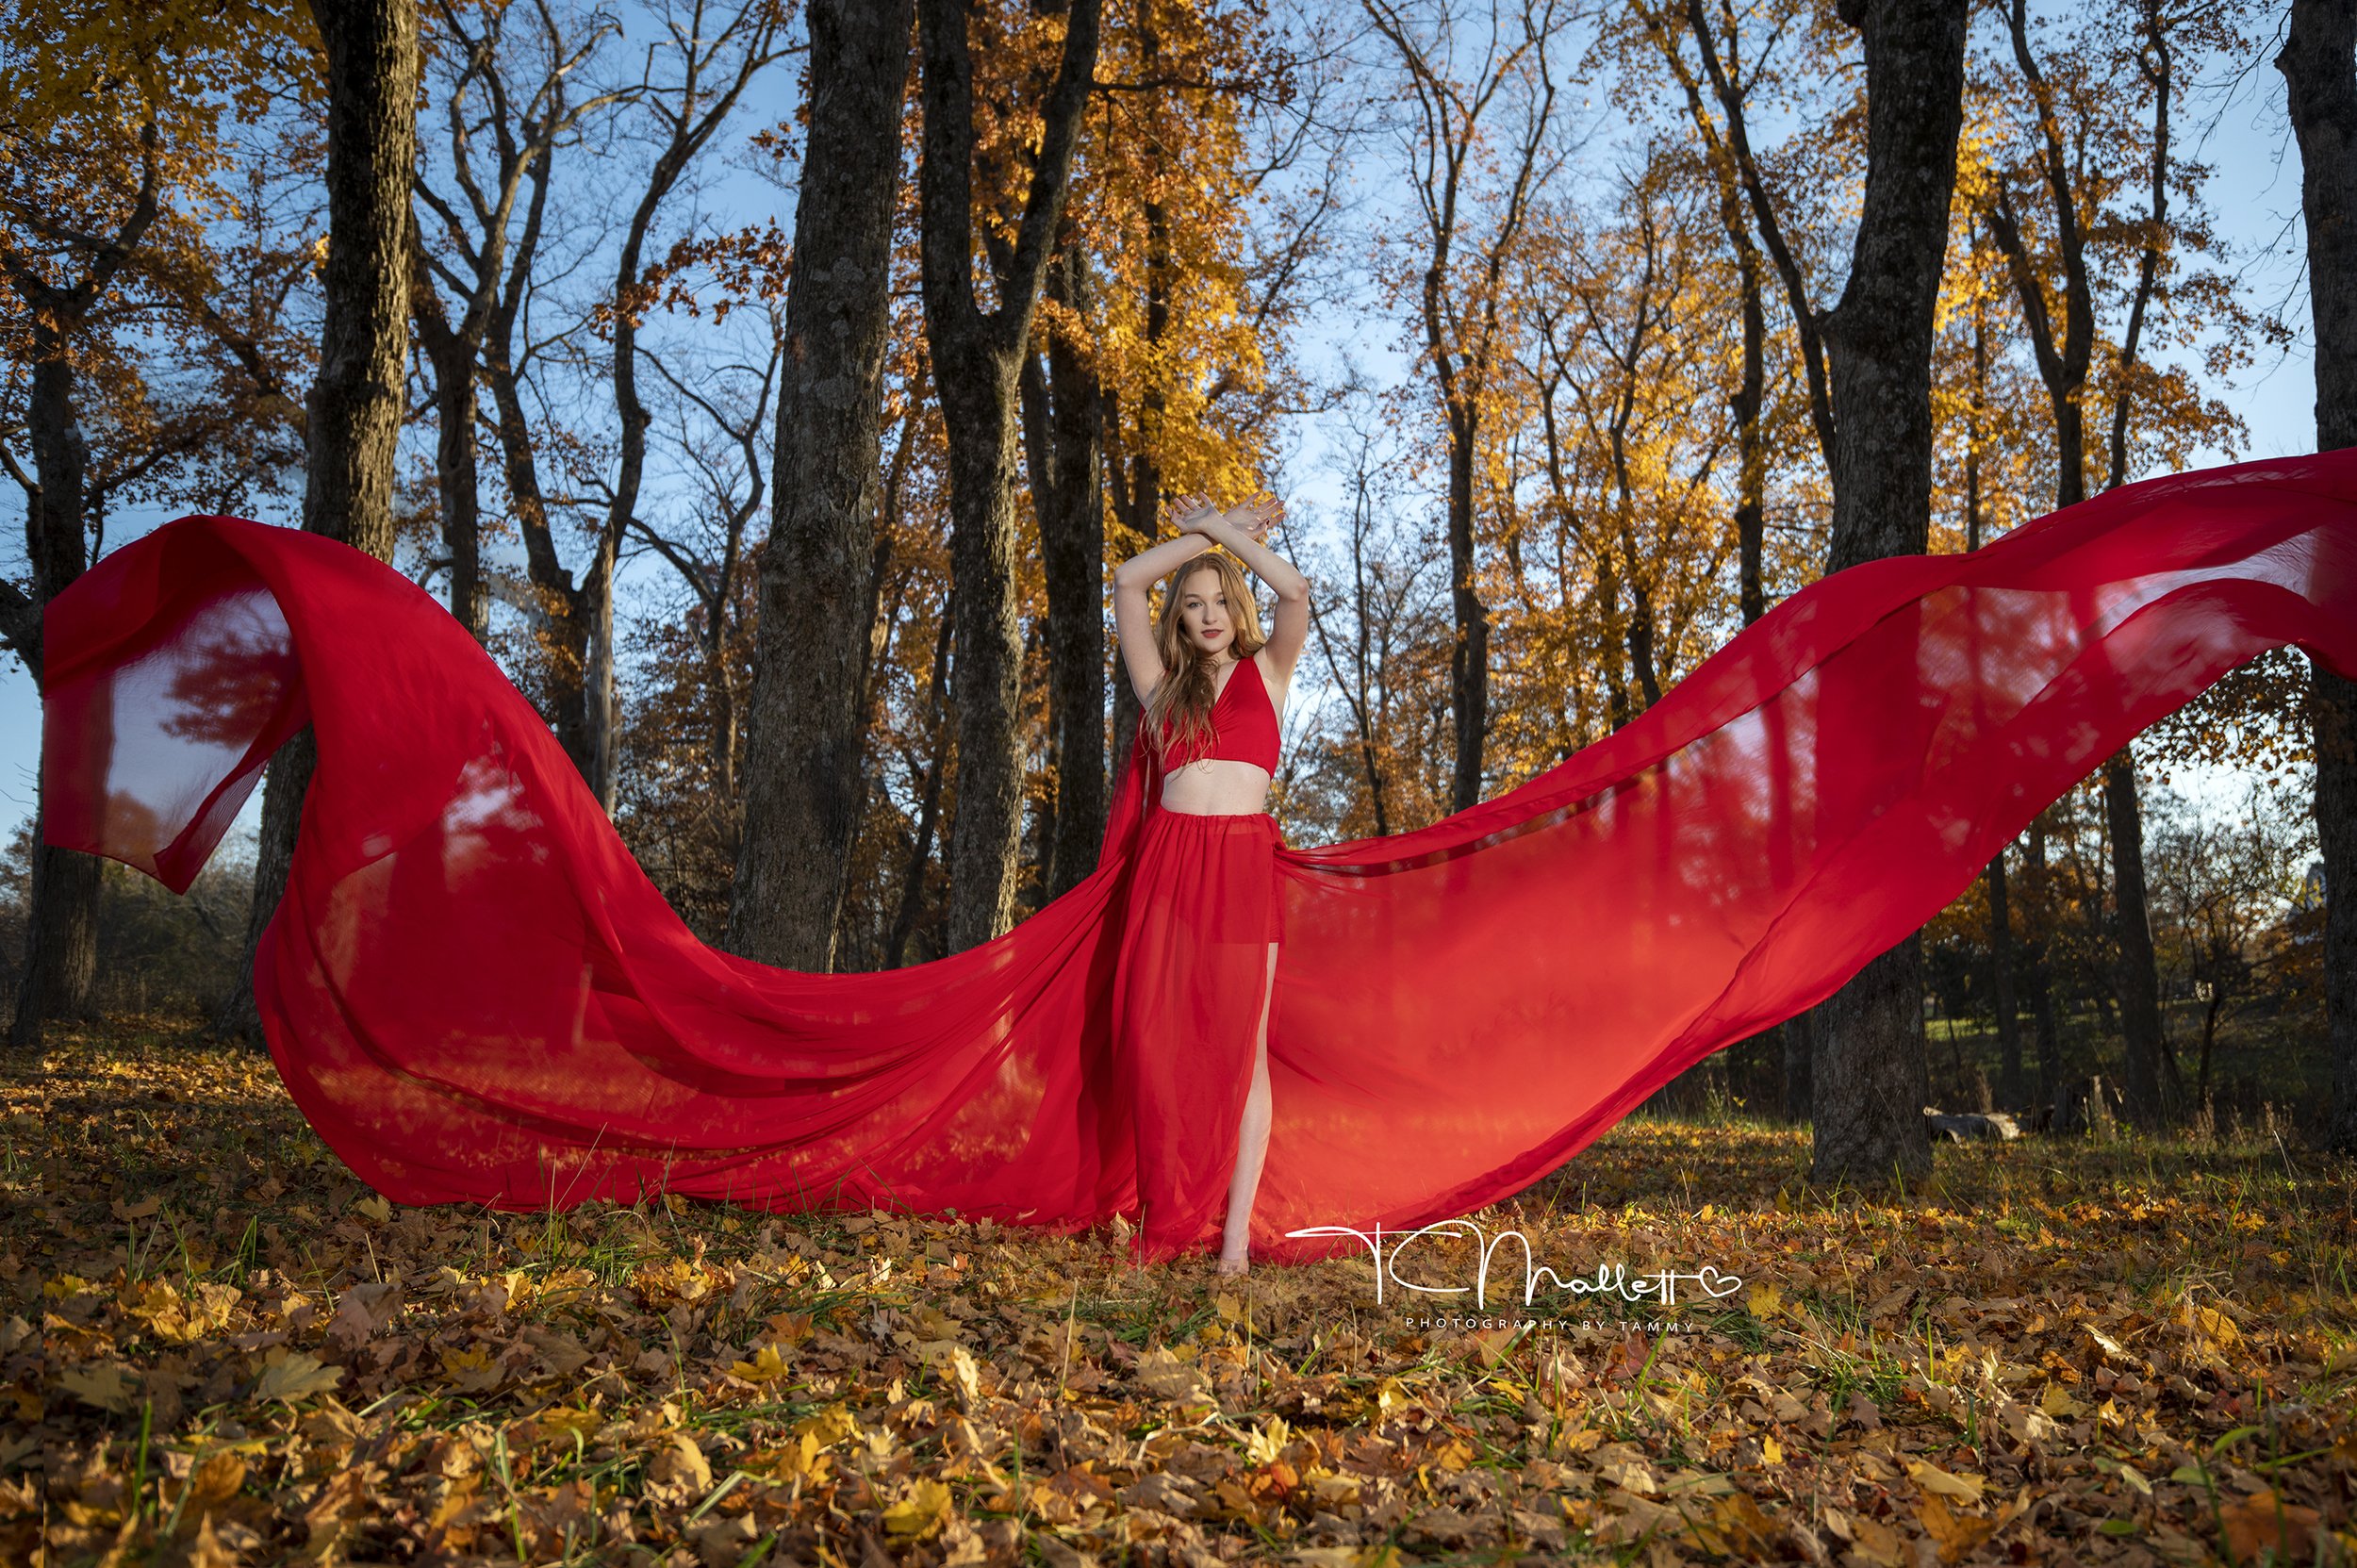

{"left": 27, "top": 450, "right": 2357, "bottom": 1265}
{"left": 1112, "top": 808, "right": 1282, "bottom": 1263}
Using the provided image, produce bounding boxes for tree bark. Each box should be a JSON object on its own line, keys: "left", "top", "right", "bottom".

{"left": 219, "top": 0, "right": 420, "bottom": 1043}
{"left": 1807, "top": 0, "right": 1968, "bottom": 1189}
{"left": 4, "top": 123, "right": 164, "bottom": 1048}
{"left": 2281, "top": 0, "right": 2357, "bottom": 1155}
{"left": 1988, "top": 849, "right": 2023, "bottom": 1106}
{"left": 8, "top": 349, "right": 107, "bottom": 1048}
{"left": 2103, "top": 747, "right": 2172, "bottom": 1125}
{"left": 916, "top": 0, "right": 1102, "bottom": 953}
{"left": 727, "top": 0, "right": 915, "bottom": 970}
{"left": 886, "top": 590, "right": 958, "bottom": 971}
{"left": 409, "top": 236, "right": 487, "bottom": 639}
{"left": 1018, "top": 247, "right": 1111, "bottom": 901}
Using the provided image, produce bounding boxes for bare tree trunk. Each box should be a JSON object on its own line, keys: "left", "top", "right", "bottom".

{"left": 410, "top": 244, "right": 487, "bottom": 638}
{"left": 2282, "top": 0, "right": 2357, "bottom": 1155}
{"left": 8, "top": 347, "right": 108, "bottom": 1048}
{"left": 917, "top": 0, "right": 1102, "bottom": 952}
{"left": 1019, "top": 247, "right": 1110, "bottom": 900}
{"left": 3, "top": 123, "right": 164, "bottom": 1048}
{"left": 1807, "top": 0, "right": 1968, "bottom": 1190}
{"left": 2025, "top": 808, "right": 2063, "bottom": 1111}
{"left": 728, "top": 0, "right": 915, "bottom": 970}
{"left": 219, "top": 0, "right": 420, "bottom": 1045}
{"left": 2105, "top": 746, "right": 2173, "bottom": 1127}
{"left": 887, "top": 592, "right": 958, "bottom": 971}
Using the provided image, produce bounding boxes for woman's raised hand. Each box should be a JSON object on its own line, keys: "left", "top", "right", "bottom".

{"left": 1170, "top": 493, "right": 1222, "bottom": 536}
{"left": 1228, "top": 490, "right": 1283, "bottom": 544}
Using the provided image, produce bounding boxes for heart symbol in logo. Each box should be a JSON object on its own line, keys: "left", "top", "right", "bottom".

{"left": 1692, "top": 1266, "right": 1744, "bottom": 1299}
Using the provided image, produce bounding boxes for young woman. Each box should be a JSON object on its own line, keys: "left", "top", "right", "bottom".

{"left": 1110, "top": 489, "right": 1308, "bottom": 1276}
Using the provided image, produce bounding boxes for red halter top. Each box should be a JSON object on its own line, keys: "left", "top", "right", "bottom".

{"left": 1157, "top": 653, "right": 1280, "bottom": 775}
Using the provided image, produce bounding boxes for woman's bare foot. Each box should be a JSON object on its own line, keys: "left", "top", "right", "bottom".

{"left": 1216, "top": 1253, "right": 1249, "bottom": 1278}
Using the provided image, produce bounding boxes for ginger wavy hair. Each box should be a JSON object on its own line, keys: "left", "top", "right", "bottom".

{"left": 1143, "top": 553, "right": 1267, "bottom": 771}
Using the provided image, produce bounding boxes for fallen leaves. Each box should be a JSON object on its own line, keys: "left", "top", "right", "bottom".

{"left": 1, "top": 1021, "right": 2352, "bottom": 1566}
{"left": 250, "top": 1348, "right": 343, "bottom": 1404}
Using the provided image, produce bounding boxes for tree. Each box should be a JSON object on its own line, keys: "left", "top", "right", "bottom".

{"left": 1805, "top": 0, "right": 1970, "bottom": 1188}
{"left": 407, "top": 0, "right": 631, "bottom": 641}
{"left": 916, "top": 0, "right": 1103, "bottom": 952}
{"left": 2, "top": 123, "right": 160, "bottom": 1047}
{"left": 730, "top": 0, "right": 916, "bottom": 971}
{"left": 2279, "top": 0, "right": 2357, "bottom": 1156}
{"left": 1969, "top": 0, "right": 2254, "bottom": 1131}
{"left": 1, "top": 1, "right": 311, "bottom": 1047}
{"left": 222, "top": 0, "right": 422, "bottom": 1043}
{"left": 1362, "top": 0, "right": 1566, "bottom": 814}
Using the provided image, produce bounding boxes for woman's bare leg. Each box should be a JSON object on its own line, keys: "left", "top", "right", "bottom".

{"left": 1218, "top": 942, "right": 1280, "bottom": 1275}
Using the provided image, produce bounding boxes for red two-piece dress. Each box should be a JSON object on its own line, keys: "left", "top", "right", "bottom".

{"left": 1113, "top": 652, "right": 1286, "bottom": 1263}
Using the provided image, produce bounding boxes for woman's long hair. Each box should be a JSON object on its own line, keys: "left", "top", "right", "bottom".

{"left": 1144, "top": 553, "right": 1267, "bottom": 771}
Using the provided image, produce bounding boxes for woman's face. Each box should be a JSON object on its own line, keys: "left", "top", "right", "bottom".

{"left": 1177, "top": 570, "right": 1233, "bottom": 656}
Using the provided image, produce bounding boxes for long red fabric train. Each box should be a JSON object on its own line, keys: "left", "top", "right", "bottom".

{"left": 34, "top": 451, "right": 2357, "bottom": 1265}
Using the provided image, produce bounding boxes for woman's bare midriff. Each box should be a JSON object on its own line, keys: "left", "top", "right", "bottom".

{"left": 1159, "top": 758, "right": 1273, "bottom": 815}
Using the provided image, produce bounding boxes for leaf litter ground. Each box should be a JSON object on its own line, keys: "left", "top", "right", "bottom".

{"left": 3, "top": 1014, "right": 2352, "bottom": 1566}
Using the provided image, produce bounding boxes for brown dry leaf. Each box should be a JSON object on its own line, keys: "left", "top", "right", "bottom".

{"left": 185, "top": 1451, "right": 248, "bottom": 1511}
{"left": 1686, "top": 1491, "right": 1780, "bottom": 1558}
{"left": 1904, "top": 1457, "right": 1986, "bottom": 1504}
{"left": 2217, "top": 1489, "right": 2323, "bottom": 1564}
{"left": 252, "top": 1348, "right": 344, "bottom": 1405}
{"left": 1913, "top": 1491, "right": 1997, "bottom": 1563}
{"left": 323, "top": 1281, "right": 404, "bottom": 1356}
{"left": 1132, "top": 1345, "right": 1212, "bottom": 1402}
{"left": 59, "top": 1361, "right": 140, "bottom": 1413}
{"left": 646, "top": 1433, "right": 707, "bottom": 1509}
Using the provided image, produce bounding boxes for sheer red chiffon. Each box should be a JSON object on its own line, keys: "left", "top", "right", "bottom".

{"left": 36, "top": 452, "right": 2357, "bottom": 1264}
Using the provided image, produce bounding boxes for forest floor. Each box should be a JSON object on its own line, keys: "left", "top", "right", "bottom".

{"left": 2, "top": 1013, "right": 2352, "bottom": 1567}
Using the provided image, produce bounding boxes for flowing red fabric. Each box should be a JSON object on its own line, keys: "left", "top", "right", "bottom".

{"left": 34, "top": 452, "right": 2357, "bottom": 1264}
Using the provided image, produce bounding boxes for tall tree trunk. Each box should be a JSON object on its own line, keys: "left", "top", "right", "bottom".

{"left": 2025, "top": 809, "right": 2063, "bottom": 1113}
{"left": 409, "top": 243, "right": 487, "bottom": 639}
{"left": 5, "top": 124, "right": 162, "bottom": 1048}
{"left": 2105, "top": 745, "right": 2172, "bottom": 1127}
{"left": 1019, "top": 247, "right": 1110, "bottom": 900}
{"left": 916, "top": 0, "right": 1102, "bottom": 953}
{"left": 2281, "top": 0, "right": 2357, "bottom": 1155}
{"left": 728, "top": 0, "right": 915, "bottom": 970}
{"left": 1444, "top": 399, "right": 1492, "bottom": 811}
{"left": 8, "top": 350, "right": 106, "bottom": 1048}
{"left": 887, "top": 591, "right": 958, "bottom": 971}
{"left": 219, "top": 0, "right": 420, "bottom": 1044}
{"left": 1807, "top": 0, "right": 1969, "bottom": 1189}
{"left": 1987, "top": 850, "right": 2022, "bottom": 1105}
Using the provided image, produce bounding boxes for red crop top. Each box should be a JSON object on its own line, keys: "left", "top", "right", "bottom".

{"left": 1157, "top": 654, "right": 1280, "bottom": 775}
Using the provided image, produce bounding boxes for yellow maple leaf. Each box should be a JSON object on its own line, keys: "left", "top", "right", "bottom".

{"left": 881, "top": 1477, "right": 951, "bottom": 1539}
{"left": 1904, "top": 1458, "right": 1986, "bottom": 1504}
{"left": 794, "top": 1403, "right": 860, "bottom": 1449}
{"left": 730, "top": 1344, "right": 792, "bottom": 1383}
